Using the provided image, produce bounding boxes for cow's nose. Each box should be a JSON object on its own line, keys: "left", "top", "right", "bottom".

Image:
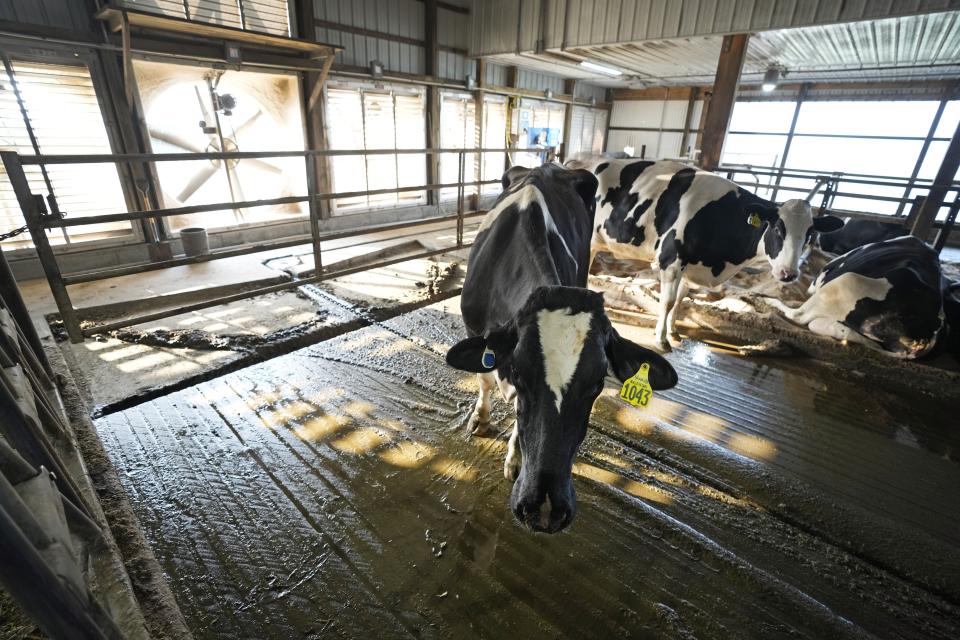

{"left": 513, "top": 495, "right": 573, "bottom": 533}
{"left": 778, "top": 270, "right": 798, "bottom": 283}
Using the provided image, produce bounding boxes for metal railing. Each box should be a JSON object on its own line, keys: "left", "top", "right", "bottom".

{"left": 718, "top": 162, "right": 960, "bottom": 251}
{"left": 1, "top": 147, "right": 512, "bottom": 343}
{"left": 1, "top": 247, "right": 149, "bottom": 639}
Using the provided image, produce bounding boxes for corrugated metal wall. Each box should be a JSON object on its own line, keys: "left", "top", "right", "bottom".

{"left": 313, "top": 0, "right": 475, "bottom": 80}
{"left": 0, "top": 0, "right": 93, "bottom": 33}
{"left": 470, "top": 0, "right": 960, "bottom": 56}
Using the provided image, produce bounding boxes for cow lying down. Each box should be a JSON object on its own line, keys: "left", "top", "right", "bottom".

{"left": 589, "top": 159, "right": 843, "bottom": 350}
{"left": 446, "top": 164, "right": 678, "bottom": 533}
{"left": 765, "top": 236, "right": 946, "bottom": 359}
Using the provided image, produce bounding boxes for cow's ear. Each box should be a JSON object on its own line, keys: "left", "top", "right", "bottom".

{"left": 744, "top": 202, "right": 779, "bottom": 226}
{"left": 501, "top": 166, "right": 531, "bottom": 191}
{"left": 569, "top": 169, "right": 599, "bottom": 213}
{"left": 813, "top": 215, "right": 844, "bottom": 233}
{"left": 605, "top": 329, "right": 678, "bottom": 390}
{"left": 445, "top": 327, "right": 518, "bottom": 373}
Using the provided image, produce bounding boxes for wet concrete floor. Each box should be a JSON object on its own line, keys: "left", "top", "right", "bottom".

{"left": 95, "top": 298, "right": 960, "bottom": 639}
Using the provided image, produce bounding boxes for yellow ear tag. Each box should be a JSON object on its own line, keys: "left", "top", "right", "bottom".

{"left": 747, "top": 213, "right": 762, "bottom": 228}
{"left": 619, "top": 363, "right": 653, "bottom": 408}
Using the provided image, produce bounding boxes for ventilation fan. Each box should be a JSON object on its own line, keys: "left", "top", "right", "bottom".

{"left": 135, "top": 61, "right": 306, "bottom": 231}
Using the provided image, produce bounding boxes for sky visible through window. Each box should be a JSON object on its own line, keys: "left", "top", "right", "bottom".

{"left": 723, "top": 100, "right": 960, "bottom": 217}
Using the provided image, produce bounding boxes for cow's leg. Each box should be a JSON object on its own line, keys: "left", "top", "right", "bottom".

{"left": 655, "top": 266, "right": 683, "bottom": 350}
{"left": 806, "top": 316, "right": 886, "bottom": 349}
{"left": 468, "top": 372, "right": 495, "bottom": 436}
{"left": 766, "top": 296, "right": 817, "bottom": 325}
{"left": 504, "top": 420, "right": 521, "bottom": 481}
{"left": 665, "top": 280, "right": 688, "bottom": 339}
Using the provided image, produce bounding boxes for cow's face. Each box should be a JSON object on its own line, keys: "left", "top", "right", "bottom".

{"left": 761, "top": 199, "right": 843, "bottom": 282}
{"left": 446, "top": 287, "right": 678, "bottom": 533}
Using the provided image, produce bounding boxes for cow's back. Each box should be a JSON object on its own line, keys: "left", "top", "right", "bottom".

{"left": 461, "top": 169, "right": 595, "bottom": 337}
{"left": 592, "top": 160, "right": 764, "bottom": 282}
{"left": 817, "top": 236, "right": 944, "bottom": 355}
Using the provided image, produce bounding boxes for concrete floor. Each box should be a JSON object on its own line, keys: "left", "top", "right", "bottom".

{"left": 23, "top": 221, "right": 473, "bottom": 410}
{"left": 93, "top": 297, "right": 960, "bottom": 639}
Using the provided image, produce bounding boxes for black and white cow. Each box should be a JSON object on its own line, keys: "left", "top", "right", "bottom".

{"left": 766, "top": 235, "right": 946, "bottom": 358}
{"left": 446, "top": 164, "right": 678, "bottom": 533}
{"left": 818, "top": 217, "right": 909, "bottom": 255}
{"left": 590, "top": 159, "right": 844, "bottom": 349}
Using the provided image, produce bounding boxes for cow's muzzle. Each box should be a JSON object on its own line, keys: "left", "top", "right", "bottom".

{"left": 511, "top": 477, "right": 575, "bottom": 533}
{"left": 777, "top": 269, "right": 799, "bottom": 283}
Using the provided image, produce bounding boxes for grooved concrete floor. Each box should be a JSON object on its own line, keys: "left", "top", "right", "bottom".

{"left": 95, "top": 298, "right": 960, "bottom": 639}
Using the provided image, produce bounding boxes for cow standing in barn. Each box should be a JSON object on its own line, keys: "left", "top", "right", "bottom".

{"left": 445, "top": 164, "right": 678, "bottom": 533}
{"left": 588, "top": 159, "right": 844, "bottom": 350}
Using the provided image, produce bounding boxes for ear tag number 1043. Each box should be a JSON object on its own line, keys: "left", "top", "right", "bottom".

{"left": 620, "top": 363, "right": 653, "bottom": 408}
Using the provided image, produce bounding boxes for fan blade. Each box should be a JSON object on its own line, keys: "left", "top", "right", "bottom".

{"left": 194, "top": 85, "right": 213, "bottom": 124}
{"left": 178, "top": 164, "right": 219, "bottom": 202}
{"left": 245, "top": 157, "right": 283, "bottom": 174}
{"left": 228, "top": 166, "right": 245, "bottom": 221}
{"left": 234, "top": 109, "right": 263, "bottom": 135}
{"left": 148, "top": 128, "right": 206, "bottom": 153}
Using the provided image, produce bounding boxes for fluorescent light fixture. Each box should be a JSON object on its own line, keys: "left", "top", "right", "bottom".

{"left": 762, "top": 65, "right": 780, "bottom": 92}
{"left": 579, "top": 60, "right": 622, "bottom": 76}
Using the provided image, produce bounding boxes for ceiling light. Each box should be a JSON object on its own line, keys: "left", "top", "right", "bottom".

{"left": 579, "top": 60, "right": 622, "bottom": 77}
{"left": 762, "top": 65, "right": 781, "bottom": 92}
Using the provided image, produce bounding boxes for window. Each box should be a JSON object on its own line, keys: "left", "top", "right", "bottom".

{"left": 567, "top": 106, "right": 608, "bottom": 157}
{"left": 514, "top": 99, "right": 565, "bottom": 167}
{"left": 481, "top": 95, "right": 508, "bottom": 194}
{"left": 324, "top": 83, "right": 426, "bottom": 213}
{"left": 124, "top": 1, "right": 291, "bottom": 36}
{"left": 439, "top": 91, "right": 476, "bottom": 200}
{"left": 1, "top": 59, "right": 130, "bottom": 249}
{"left": 722, "top": 101, "right": 793, "bottom": 172}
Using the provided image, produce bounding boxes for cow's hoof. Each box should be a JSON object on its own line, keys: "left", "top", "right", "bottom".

{"left": 655, "top": 339, "right": 672, "bottom": 353}
{"left": 504, "top": 457, "right": 520, "bottom": 481}
{"left": 467, "top": 414, "right": 493, "bottom": 437}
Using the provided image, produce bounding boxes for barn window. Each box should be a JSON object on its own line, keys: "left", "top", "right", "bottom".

{"left": 0, "top": 59, "right": 131, "bottom": 249}
{"left": 439, "top": 91, "right": 477, "bottom": 200}
{"left": 324, "top": 83, "right": 427, "bottom": 213}
{"left": 481, "top": 95, "right": 508, "bottom": 194}
{"left": 567, "top": 106, "right": 608, "bottom": 157}
{"left": 513, "top": 98, "right": 565, "bottom": 168}
{"left": 121, "top": 0, "right": 291, "bottom": 36}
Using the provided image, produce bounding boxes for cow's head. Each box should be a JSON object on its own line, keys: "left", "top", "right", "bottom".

{"left": 753, "top": 199, "right": 843, "bottom": 283}
{"left": 446, "top": 286, "right": 678, "bottom": 533}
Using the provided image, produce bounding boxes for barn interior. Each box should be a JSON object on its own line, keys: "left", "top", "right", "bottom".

{"left": 1, "top": 2, "right": 959, "bottom": 639}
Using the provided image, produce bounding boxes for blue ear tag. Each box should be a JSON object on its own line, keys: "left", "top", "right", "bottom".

{"left": 481, "top": 347, "right": 496, "bottom": 369}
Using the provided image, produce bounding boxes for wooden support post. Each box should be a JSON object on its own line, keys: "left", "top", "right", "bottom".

{"left": 296, "top": 1, "right": 335, "bottom": 219}
{"left": 473, "top": 58, "right": 486, "bottom": 210}
{"left": 912, "top": 117, "right": 960, "bottom": 241}
{"left": 561, "top": 78, "right": 576, "bottom": 162}
{"left": 699, "top": 33, "right": 749, "bottom": 171}
{"left": 0, "top": 152, "right": 82, "bottom": 343}
{"left": 425, "top": 0, "right": 441, "bottom": 206}
{"left": 678, "top": 87, "right": 698, "bottom": 160}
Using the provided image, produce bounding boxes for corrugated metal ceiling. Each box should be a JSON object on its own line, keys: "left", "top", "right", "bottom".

{"left": 494, "top": 10, "right": 960, "bottom": 86}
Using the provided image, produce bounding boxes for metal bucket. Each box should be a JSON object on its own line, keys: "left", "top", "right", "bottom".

{"left": 180, "top": 227, "right": 209, "bottom": 257}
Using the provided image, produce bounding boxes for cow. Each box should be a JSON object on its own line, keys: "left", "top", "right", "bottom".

{"left": 589, "top": 159, "right": 844, "bottom": 349}
{"left": 445, "top": 163, "right": 678, "bottom": 533}
{"left": 818, "top": 217, "right": 909, "bottom": 255}
{"left": 944, "top": 278, "right": 960, "bottom": 357}
{"left": 765, "top": 235, "right": 946, "bottom": 359}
